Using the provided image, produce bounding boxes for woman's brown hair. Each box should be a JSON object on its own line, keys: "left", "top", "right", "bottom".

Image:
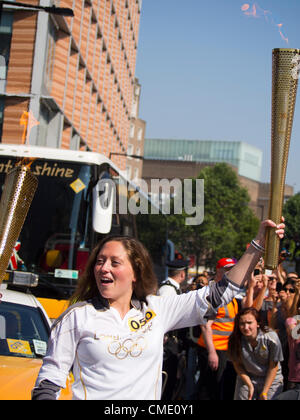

{"left": 227, "top": 307, "right": 267, "bottom": 366}
{"left": 69, "top": 236, "right": 158, "bottom": 305}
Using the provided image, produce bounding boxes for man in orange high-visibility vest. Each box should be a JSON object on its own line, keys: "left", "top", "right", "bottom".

{"left": 197, "top": 258, "right": 240, "bottom": 400}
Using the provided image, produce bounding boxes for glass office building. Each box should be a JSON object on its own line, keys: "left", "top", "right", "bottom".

{"left": 144, "top": 138, "right": 262, "bottom": 182}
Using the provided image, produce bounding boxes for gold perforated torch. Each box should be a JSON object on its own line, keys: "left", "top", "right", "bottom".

{"left": 0, "top": 111, "right": 39, "bottom": 284}
{"left": 265, "top": 49, "right": 300, "bottom": 270}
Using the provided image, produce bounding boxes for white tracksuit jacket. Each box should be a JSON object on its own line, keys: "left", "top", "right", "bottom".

{"left": 33, "top": 275, "right": 241, "bottom": 400}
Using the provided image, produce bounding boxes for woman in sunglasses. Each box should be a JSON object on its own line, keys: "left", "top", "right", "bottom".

{"left": 275, "top": 278, "right": 300, "bottom": 399}
{"left": 269, "top": 278, "right": 299, "bottom": 388}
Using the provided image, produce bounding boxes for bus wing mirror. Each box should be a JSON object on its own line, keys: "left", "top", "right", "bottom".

{"left": 92, "top": 179, "right": 114, "bottom": 234}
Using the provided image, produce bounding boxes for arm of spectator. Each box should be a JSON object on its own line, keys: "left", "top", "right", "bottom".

{"left": 242, "top": 274, "right": 255, "bottom": 308}
{"left": 268, "top": 290, "right": 279, "bottom": 328}
{"left": 200, "top": 320, "right": 218, "bottom": 371}
{"left": 259, "top": 361, "right": 279, "bottom": 400}
{"left": 232, "top": 361, "right": 254, "bottom": 400}
{"left": 285, "top": 316, "right": 297, "bottom": 337}
{"left": 274, "top": 265, "right": 285, "bottom": 285}
{"left": 252, "top": 274, "right": 268, "bottom": 311}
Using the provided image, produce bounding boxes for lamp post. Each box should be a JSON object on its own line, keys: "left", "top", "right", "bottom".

{"left": 0, "top": 0, "right": 74, "bottom": 20}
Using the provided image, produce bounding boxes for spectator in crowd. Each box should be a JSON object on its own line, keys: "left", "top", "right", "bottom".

{"left": 274, "top": 249, "right": 291, "bottom": 285}
{"left": 185, "top": 274, "right": 208, "bottom": 399}
{"left": 157, "top": 259, "right": 189, "bottom": 400}
{"left": 191, "top": 274, "right": 209, "bottom": 290}
{"left": 214, "top": 257, "right": 237, "bottom": 282}
{"left": 242, "top": 267, "right": 285, "bottom": 328}
{"left": 227, "top": 307, "right": 284, "bottom": 400}
{"left": 197, "top": 274, "right": 209, "bottom": 288}
{"left": 188, "top": 279, "right": 198, "bottom": 291}
{"left": 196, "top": 257, "right": 240, "bottom": 400}
{"left": 287, "top": 278, "right": 300, "bottom": 318}
{"left": 158, "top": 260, "right": 188, "bottom": 297}
{"left": 260, "top": 272, "right": 279, "bottom": 326}
{"left": 269, "top": 278, "right": 299, "bottom": 387}
{"left": 287, "top": 272, "right": 299, "bottom": 281}
{"left": 242, "top": 265, "right": 268, "bottom": 312}
{"left": 275, "top": 278, "right": 300, "bottom": 400}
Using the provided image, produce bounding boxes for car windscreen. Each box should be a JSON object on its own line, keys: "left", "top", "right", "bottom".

{"left": 0, "top": 301, "right": 49, "bottom": 358}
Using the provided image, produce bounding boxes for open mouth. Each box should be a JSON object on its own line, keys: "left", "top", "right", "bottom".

{"left": 100, "top": 278, "right": 114, "bottom": 284}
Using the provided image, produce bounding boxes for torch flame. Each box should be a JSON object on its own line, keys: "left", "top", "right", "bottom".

{"left": 277, "top": 23, "right": 289, "bottom": 44}
{"left": 18, "top": 110, "right": 40, "bottom": 167}
{"left": 241, "top": 4, "right": 250, "bottom": 12}
{"left": 241, "top": 3, "right": 258, "bottom": 17}
{"left": 241, "top": 2, "right": 289, "bottom": 44}
{"left": 19, "top": 110, "right": 40, "bottom": 145}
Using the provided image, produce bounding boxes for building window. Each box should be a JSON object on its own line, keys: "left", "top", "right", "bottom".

{"left": 38, "top": 102, "right": 52, "bottom": 146}
{"left": 44, "top": 20, "right": 57, "bottom": 93}
{"left": 133, "top": 167, "right": 139, "bottom": 180}
{"left": 127, "top": 143, "right": 134, "bottom": 157}
{"left": 0, "top": 97, "right": 4, "bottom": 141}
{"left": 0, "top": 54, "right": 5, "bottom": 80}
{"left": 131, "top": 96, "right": 138, "bottom": 118}
{"left": 137, "top": 127, "right": 143, "bottom": 140}
{"left": 0, "top": 12, "right": 13, "bottom": 86}
{"left": 126, "top": 165, "right": 132, "bottom": 179}
{"left": 129, "top": 123, "right": 135, "bottom": 138}
{"left": 215, "top": 148, "right": 234, "bottom": 161}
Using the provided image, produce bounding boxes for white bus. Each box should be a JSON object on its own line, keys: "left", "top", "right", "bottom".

{"left": 0, "top": 144, "right": 169, "bottom": 299}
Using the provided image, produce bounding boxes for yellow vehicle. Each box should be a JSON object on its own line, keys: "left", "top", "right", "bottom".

{"left": 36, "top": 297, "right": 69, "bottom": 323}
{"left": 0, "top": 287, "right": 72, "bottom": 400}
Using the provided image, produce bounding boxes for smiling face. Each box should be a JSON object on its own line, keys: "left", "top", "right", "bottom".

{"left": 94, "top": 241, "right": 136, "bottom": 307}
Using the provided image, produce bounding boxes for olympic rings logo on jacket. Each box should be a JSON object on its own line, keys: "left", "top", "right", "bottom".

{"left": 107, "top": 336, "right": 147, "bottom": 359}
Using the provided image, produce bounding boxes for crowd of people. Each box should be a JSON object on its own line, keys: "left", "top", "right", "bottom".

{"left": 162, "top": 253, "right": 300, "bottom": 400}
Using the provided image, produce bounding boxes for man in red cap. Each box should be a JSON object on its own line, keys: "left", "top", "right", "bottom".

{"left": 215, "top": 258, "right": 237, "bottom": 281}
{"left": 197, "top": 257, "right": 240, "bottom": 400}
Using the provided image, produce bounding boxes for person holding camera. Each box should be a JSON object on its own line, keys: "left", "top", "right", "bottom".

{"left": 242, "top": 265, "right": 267, "bottom": 311}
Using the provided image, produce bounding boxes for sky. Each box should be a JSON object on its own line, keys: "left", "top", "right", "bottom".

{"left": 135, "top": 0, "right": 300, "bottom": 193}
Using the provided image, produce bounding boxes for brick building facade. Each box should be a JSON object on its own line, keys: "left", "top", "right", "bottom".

{"left": 0, "top": 0, "right": 141, "bottom": 171}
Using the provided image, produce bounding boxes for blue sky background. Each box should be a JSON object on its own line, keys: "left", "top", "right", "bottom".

{"left": 135, "top": 0, "right": 300, "bottom": 193}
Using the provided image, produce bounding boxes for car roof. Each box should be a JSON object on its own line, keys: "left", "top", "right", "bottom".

{"left": 0, "top": 287, "right": 51, "bottom": 326}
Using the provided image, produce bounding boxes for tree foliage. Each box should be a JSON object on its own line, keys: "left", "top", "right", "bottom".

{"left": 168, "top": 163, "right": 259, "bottom": 269}
{"left": 283, "top": 193, "right": 300, "bottom": 242}
{"left": 282, "top": 193, "right": 300, "bottom": 258}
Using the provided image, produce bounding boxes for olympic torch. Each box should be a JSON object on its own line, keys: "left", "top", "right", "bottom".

{"left": 0, "top": 110, "right": 39, "bottom": 285}
{"left": 0, "top": 163, "right": 38, "bottom": 284}
{"left": 265, "top": 48, "right": 300, "bottom": 270}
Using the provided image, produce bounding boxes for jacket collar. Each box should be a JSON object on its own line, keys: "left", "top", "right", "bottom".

{"left": 90, "top": 293, "right": 142, "bottom": 311}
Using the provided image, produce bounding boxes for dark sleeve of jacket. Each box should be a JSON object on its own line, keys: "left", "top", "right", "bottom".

{"left": 32, "top": 380, "right": 61, "bottom": 400}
